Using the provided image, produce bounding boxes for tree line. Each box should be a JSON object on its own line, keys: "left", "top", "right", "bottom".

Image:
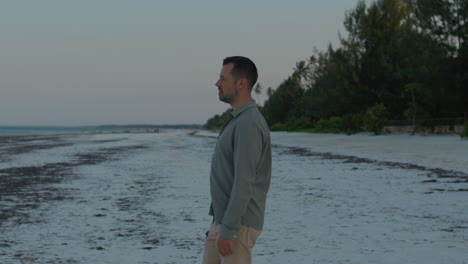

{"left": 205, "top": 0, "right": 468, "bottom": 135}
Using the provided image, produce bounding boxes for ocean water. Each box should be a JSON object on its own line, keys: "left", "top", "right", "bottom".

{"left": 0, "top": 126, "right": 105, "bottom": 136}
{"left": 0, "top": 125, "right": 201, "bottom": 136}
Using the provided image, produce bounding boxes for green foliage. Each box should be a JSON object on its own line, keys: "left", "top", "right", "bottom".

{"left": 270, "top": 118, "right": 313, "bottom": 132}
{"left": 291, "top": 116, "right": 353, "bottom": 134}
{"left": 363, "top": 103, "right": 389, "bottom": 135}
{"left": 203, "top": 109, "right": 230, "bottom": 130}
{"left": 342, "top": 113, "right": 364, "bottom": 135}
{"left": 313, "top": 117, "right": 345, "bottom": 133}
{"left": 461, "top": 121, "right": 468, "bottom": 139}
{"left": 414, "top": 112, "right": 436, "bottom": 133}
{"left": 205, "top": 0, "right": 467, "bottom": 134}
{"left": 262, "top": 77, "right": 304, "bottom": 126}
{"left": 285, "top": 118, "right": 313, "bottom": 131}
{"left": 412, "top": 0, "right": 468, "bottom": 116}
{"left": 270, "top": 123, "right": 287, "bottom": 132}
{"left": 301, "top": 47, "right": 364, "bottom": 119}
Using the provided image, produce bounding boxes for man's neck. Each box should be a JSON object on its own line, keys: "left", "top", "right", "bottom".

{"left": 230, "top": 97, "right": 253, "bottom": 110}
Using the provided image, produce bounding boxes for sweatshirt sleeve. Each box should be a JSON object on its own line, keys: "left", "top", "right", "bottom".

{"left": 219, "top": 121, "right": 262, "bottom": 239}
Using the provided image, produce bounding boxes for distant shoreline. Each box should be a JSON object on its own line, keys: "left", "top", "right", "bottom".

{"left": 0, "top": 124, "right": 202, "bottom": 137}
{"left": 193, "top": 130, "right": 468, "bottom": 174}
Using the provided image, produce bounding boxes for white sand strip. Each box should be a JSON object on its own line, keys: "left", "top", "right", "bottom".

{"left": 196, "top": 130, "right": 468, "bottom": 173}
{"left": 270, "top": 132, "right": 468, "bottom": 173}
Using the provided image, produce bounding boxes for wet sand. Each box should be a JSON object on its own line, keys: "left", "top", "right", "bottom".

{"left": 0, "top": 131, "right": 467, "bottom": 263}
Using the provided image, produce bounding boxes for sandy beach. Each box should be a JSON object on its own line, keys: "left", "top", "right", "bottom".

{"left": 0, "top": 131, "right": 467, "bottom": 263}
{"left": 270, "top": 132, "right": 468, "bottom": 174}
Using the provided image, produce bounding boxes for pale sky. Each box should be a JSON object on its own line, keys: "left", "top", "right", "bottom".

{"left": 1, "top": 0, "right": 370, "bottom": 126}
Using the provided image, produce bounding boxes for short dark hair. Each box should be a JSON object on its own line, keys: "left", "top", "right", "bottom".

{"left": 223, "top": 56, "right": 258, "bottom": 89}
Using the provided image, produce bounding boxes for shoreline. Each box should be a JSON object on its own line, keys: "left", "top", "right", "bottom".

{"left": 3, "top": 130, "right": 467, "bottom": 174}
{"left": 194, "top": 130, "right": 468, "bottom": 174}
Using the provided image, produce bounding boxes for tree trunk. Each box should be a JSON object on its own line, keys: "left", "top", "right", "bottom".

{"left": 411, "top": 89, "right": 416, "bottom": 134}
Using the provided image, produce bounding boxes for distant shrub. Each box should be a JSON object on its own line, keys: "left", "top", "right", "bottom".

{"left": 286, "top": 118, "right": 313, "bottom": 131}
{"left": 404, "top": 106, "right": 433, "bottom": 133}
{"left": 204, "top": 110, "right": 230, "bottom": 130}
{"left": 460, "top": 121, "right": 468, "bottom": 139}
{"left": 417, "top": 117, "right": 437, "bottom": 133}
{"left": 342, "top": 113, "right": 364, "bottom": 135}
{"left": 270, "top": 122, "right": 287, "bottom": 131}
{"left": 313, "top": 116, "right": 344, "bottom": 133}
{"left": 363, "top": 103, "right": 389, "bottom": 135}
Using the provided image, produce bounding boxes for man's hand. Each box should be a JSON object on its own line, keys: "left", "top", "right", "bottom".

{"left": 216, "top": 236, "right": 234, "bottom": 256}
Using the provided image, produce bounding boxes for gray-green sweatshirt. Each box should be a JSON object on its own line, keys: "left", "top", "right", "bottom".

{"left": 209, "top": 100, "right": 272, "bottom": 240}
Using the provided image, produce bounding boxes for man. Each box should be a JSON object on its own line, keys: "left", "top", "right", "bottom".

{"left": 202, "top": 56, "right": 272, "bottom": 264}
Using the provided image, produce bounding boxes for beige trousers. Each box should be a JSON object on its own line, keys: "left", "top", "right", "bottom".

{"left": 202, "top": 223, "right": 261, "bottom": 264}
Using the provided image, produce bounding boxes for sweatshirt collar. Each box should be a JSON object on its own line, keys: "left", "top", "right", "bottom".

{"left": 230, "top": 100, "right": 257, "bottom": 118}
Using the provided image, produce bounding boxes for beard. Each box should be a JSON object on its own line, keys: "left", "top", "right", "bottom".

{"left": 218, "top": 88, "right": 236, "bottom": 104}
{"left": 218, "top": 91, "right": 228, "bottom": 103}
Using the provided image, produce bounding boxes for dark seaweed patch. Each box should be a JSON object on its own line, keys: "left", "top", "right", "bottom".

{"left": 0, "top": 137, "right": 148, "bottom": 226}
{"left": 277, "top": 145, "right": 468, "bottom": 193}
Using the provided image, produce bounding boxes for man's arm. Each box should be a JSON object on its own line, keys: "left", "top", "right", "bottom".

{"left": 220, "top": 121, "right": 262, "bottom": 239}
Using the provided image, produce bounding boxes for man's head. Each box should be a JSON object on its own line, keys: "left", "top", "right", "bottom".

{"left": 222, "top": 56, "right": 258, "bottom": 90}
{"left": 215, "top": 56, "right": 258, "bottom": 107}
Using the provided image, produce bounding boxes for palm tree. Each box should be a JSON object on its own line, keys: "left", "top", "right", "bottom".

{"left": 307, "top": 55, "right": 317, "bottom": 82}
{"left": 266, "top": 87, "right": 274, "bottom": 98}
{"left": 292, "top": 60, "right": 310, "bottom": 88}
{"left": 254, "top": 83, "right": 262, "bottom": 95}
{"left": 254, "top": 83, "right": 262, "bottom": 103}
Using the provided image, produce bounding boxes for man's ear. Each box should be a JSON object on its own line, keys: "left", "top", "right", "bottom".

{"left": 237, "top": 78, "right": 249, "bottom": 91}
